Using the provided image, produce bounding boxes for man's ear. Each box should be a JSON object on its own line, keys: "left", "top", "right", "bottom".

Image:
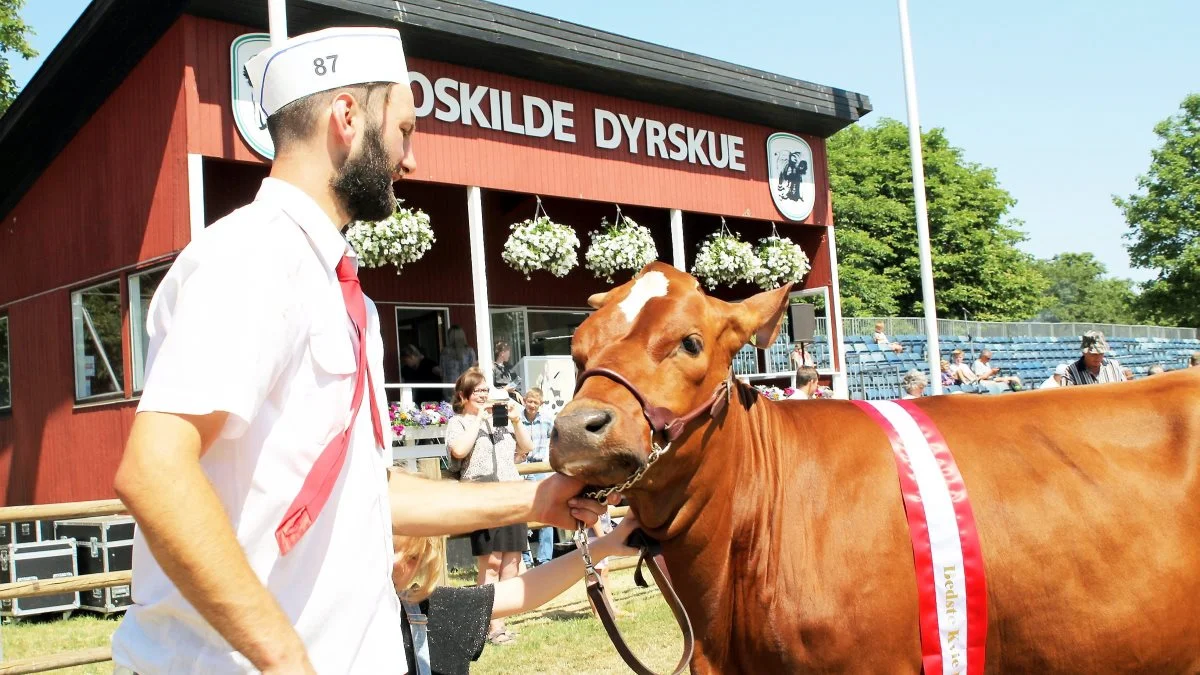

{"left": 733, "top": 284, "right": 793, "bottom": 350}
{"left": 329, "top": 92, "right": 360, "bottom": 149}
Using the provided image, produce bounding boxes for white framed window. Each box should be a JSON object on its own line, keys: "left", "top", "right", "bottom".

{"left": 0, "top": 315, "right": 10, "bottom": 411}
{"left": 129, "top": 266, "right": 169, "bottom": 392}
{"left": 71, "top": 280, "right": 124, "bottom": 401}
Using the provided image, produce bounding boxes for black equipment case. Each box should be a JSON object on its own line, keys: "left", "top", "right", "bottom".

{"left": 55, "top": 515, "right": 135, "bottom": 614}
{"left": 0, "top": 539, "right": 80, "bottom": 618}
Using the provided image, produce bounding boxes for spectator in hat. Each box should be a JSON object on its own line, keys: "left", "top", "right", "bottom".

{"left": 1040, "top": 363, "right": 1070, "bottom": 389}
{"left": 1148, "top": 364, "right": 1165, "bottom": 376}
{"left": 1062, "top": 331, "right": 1126, "bottom": 386}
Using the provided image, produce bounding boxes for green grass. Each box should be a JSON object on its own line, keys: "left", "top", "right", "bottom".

{"left": 1, "top": 567, "right": 685, "bottom": 674}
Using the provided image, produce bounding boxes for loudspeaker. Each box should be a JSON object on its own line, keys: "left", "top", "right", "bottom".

{"left": 789, "top": 303, "right": 816, "bottom": 342}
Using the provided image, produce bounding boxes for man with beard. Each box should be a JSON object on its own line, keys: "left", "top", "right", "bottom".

{"left": 110, "top": 28, "right": 610, "bottom": 675}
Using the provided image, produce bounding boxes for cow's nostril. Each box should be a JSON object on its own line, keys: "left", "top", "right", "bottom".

{"left": 584, "top": 410, "right": 613, "bottom": 435}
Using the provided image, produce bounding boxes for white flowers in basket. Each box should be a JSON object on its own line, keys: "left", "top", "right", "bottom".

{"left": 691, "top": 228, "right": 757, "bottom": 290}
{"left": 752, "top": 235, "right": 811, "bottom": 290}
{"left": 345, "top": 202, "right": 435, "bottom": 273}
{"left": 585, "top": 212, "right": 658, "bottom": 282}
{"left": 502, "top": 215, "right": 580, "bottom": 279}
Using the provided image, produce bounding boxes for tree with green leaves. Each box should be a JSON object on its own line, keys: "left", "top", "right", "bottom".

{"left": 828, "top": 118, "right": 1050, "bottom": 321}
{"left": 0, "top": 0, "right": 37, "bottom": 116}
{"left": 1114, "top": 94, "right": 1200, "bottom": 328}
{"left": 1032, "top": 253, "right": 1137, "bottom": 325}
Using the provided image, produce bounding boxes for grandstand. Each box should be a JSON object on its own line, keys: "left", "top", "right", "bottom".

{"left": 827, "top": 333, "right": 1199, "bottom": 401}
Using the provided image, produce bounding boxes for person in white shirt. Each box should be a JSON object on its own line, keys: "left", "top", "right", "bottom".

{"left": 111, "top": 28, "right": 608, "bottom": 675}
{"left": 971, "top": 349, "right": 1022, "bottom": 390}
{"left": 1040, "top": 363, "right": 1070, "bottom": 389}
{"left": 788, "top": 366, "right": 819, "bottom": 400}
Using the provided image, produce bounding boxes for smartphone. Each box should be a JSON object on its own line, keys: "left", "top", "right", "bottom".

{"left": 489, "top": 399, "right": 510, "bottom": 427}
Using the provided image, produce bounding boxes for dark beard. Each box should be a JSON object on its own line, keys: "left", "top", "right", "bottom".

{"left": 331, "top": 122, "right": 396, "bottom": 223}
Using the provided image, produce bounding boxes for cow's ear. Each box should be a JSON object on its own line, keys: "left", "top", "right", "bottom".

{"left": 733, "top": 284, "right": 792, "bottom": 350}
{"left": 587, "top": 291, "right": 610, "bottom": 309}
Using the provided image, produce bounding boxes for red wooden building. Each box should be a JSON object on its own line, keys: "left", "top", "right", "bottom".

{"left": 0, "top": 0, "right": 870, "bottom": 505}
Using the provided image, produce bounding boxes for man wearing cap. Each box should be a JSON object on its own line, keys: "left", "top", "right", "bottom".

{"left": 110, "top": 28, "right": 608, "bottom": 675}
{"left": 1040, "top": 363, "right": 1070, "bottom": 389}
{"left": 1062, "top": 330, "right": 1126, "bottom": 386}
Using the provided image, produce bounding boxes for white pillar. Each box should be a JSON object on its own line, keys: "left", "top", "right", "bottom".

{"left": 897, "top": 0, "right": 943, "bottom": 395}
{"left": 669, "top": 208, "right": 685, "bottom": 271}
{"left": 187, "top": 153, "right": 206, "bottom": 242}
{"left": 826, "top": 225, "right": 849, "bottom": 399}
{"left": 467, "top": 186, "right": 494, "bottom": 380}
{"left": 268, "top": 0, "right": 288, "bottom": 45}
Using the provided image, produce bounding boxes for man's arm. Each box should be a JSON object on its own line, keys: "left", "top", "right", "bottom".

{"left": 389, "top": 470, "right": 611, "bottom": 536}
{"left": 114, "top": 412, "right": 313, "bottom": 675}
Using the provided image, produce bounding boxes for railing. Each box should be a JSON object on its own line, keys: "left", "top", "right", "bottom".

{"left": 0, "top": 463, "right": 628, "bottom": 673}
{"left": 813, "top": 317, "right": 1197, "bottom": 341}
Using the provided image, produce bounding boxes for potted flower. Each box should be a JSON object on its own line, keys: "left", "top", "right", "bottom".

{"left": 502, "top": 198, "right": 580, "bottom": 279}
{"left": 345, "top": 201, "right": 435, "bottom": 274}
{"left": 390, "top": 401, "right": 453, "bottom": 442}
{"left": 691, "top": 219, "right": 757, "bottom": 290}
{"left": 752, "top": 231, "right": 811, "bottom": 290}
{"left": 584, "top": 207, "right": 658, "bottom": 282}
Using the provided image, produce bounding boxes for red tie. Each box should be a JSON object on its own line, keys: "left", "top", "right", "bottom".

{"left": 276, "top": 255, "right": 386, "bottom": 555}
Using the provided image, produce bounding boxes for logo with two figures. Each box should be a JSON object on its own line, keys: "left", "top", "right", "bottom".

{"left": 766, "top": 132, "right": 816, "bottom": 222}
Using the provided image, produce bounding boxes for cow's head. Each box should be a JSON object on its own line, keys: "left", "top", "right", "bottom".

{"left": 551, "top": 261, "right": 791, "bottom": 489}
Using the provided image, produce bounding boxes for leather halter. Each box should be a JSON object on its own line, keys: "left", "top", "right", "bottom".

{"left": 571, "top": 367, "right": 732, "bottom": 675}
{"left": 574, "top": 367, "right": 731, "bottom": 445}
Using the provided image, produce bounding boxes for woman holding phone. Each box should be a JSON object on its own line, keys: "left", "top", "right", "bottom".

{"left": 445, "top": 367, "right": 533, "bottom": 644}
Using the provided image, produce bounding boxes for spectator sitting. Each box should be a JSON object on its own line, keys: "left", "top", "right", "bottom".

{"left": 1148, "top": 364, "right": 1165, "bottom": 376}
{"left": 871, "top": 322, "right": 904, "bottom": 354}
{"left": 1191, "top": 352, "right": 1200, "bottom": 368}
{"left": 972, "top": 349, "right": 1022, "bottom": 390}
{"left": 790, "top": 343, "right": 816, "bottom": 369}
{"left": 939, "top": 359, "right": 956, "bottom": 388}
{"left": 1040, "top": 363, "right": 1069, "bottom": 389}
{"left": 1062, "top": 331, "right": 1125, "bottom": 386}
{"left": 1122, "top": 367, "right": 1135, "bottom": 381}
{"left": 401, "top": 344, "right": 443, "bottom": 404}
{"left": 789, "top": 367, "right": 820, "bottom": 400}
{"left": 900, "top": 370, "right": 927, "bottom": 399}
{"left": 949, "top": 349, "right": 1005, "bottom": 394}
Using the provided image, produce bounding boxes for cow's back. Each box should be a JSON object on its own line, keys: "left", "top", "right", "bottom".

{"left": 915, "top": 368, "right": 1200, "bottom": 672}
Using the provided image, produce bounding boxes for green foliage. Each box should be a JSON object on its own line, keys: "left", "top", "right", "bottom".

{"left": 0, "top": 0, "right": 37, "bottom": 116}
{"left": 1033, "top": 253, "right": 1137, "bottom": 324}
{"left": 828, "top": 119, "right": 1050, "bottom": 321}
{"left": 1114, "top": 94, "right": 1200, "bottom": 328}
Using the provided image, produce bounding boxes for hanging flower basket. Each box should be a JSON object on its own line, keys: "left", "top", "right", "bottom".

{"left": 345, "top": 201, "right": 435, "bottom": 274}
{"left": 752, "top": 233, "right": 811, "bottom": 290}
{"left": 502, "top": 199, "right": 580, "bottom": 279}
{"left": 691, "top": 220, "right": 757, "bottom": 290}
{"left": 584, "top": 207, "right": 658, "bottom": 282}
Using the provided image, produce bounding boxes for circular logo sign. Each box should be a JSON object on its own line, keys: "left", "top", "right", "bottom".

{"left": 766, "top": 132, "right": 815, "bottom": 221}
{"left": 230, "top": 33, "right": 275, "bottom": 160}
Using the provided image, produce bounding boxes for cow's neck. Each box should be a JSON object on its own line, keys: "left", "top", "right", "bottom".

{"left": 625, "top": 387, "right": 840, "bottom": 671}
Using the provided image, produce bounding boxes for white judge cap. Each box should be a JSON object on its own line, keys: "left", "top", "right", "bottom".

{"left": 244, "top": 26, "right": 409, "bottom": 118}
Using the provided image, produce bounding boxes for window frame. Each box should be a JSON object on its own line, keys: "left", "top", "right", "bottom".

{"left": 128, "top": 264, "right": 171, "bottom": 393}
{"left": 0, "top": 313, "right": 11, "bottom": 413}
{"left": 70, "top": 278, "right": 127, "bottom": 404}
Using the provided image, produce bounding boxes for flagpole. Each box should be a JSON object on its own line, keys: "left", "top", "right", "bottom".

{"left": 897, "top": 0, "right": 943, "bottom": 395}
{"left": 268, "top": 0, "right": 288, "bottom": 46}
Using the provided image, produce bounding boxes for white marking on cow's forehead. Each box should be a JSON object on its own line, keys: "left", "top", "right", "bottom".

{"left": 618, "top": 271, "right": 670, "bottom": 323}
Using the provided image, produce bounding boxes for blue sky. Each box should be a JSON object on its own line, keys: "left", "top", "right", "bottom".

{"left": 12, "top": 1, "right": 1197, "bottom": 282}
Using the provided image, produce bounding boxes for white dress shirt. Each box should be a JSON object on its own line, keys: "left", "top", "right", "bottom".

{"left": 112, "top": 178, "right": 402, "bottom": 674}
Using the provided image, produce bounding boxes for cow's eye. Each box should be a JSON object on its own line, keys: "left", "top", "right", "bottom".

{"left": 681, "top": 335, "right": 703, "bottom": 356}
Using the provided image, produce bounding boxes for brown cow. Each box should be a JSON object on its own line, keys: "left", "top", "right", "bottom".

{"left": 551, "top": 262, "right": 1200, "bottom": 674}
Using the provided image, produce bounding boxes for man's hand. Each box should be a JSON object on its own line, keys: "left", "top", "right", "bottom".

{"left": 532, "top": 474, "right": 620, "bottom": 530}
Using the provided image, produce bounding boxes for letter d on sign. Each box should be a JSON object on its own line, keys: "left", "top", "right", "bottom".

{"left": 594, "top": 109, "right": 621, "bottom": 150}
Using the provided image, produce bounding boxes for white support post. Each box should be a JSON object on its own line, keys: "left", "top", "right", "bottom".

{"left": 268, "top": 0, "right": 288, "bottom": 46}
{"left": 467, "top": 186, "right": 494, "bottom": 380}
{"left": 826, "top": 225, "right": 849, "bottom": 399}
{"left": 187, "top": 153, "right": 206, "bottom": 242}
{"left": 897, "top": 0, "right": 943, "bottom": 395}
{"left": 669, "top": 208, "right": 685, "bottom": 271}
